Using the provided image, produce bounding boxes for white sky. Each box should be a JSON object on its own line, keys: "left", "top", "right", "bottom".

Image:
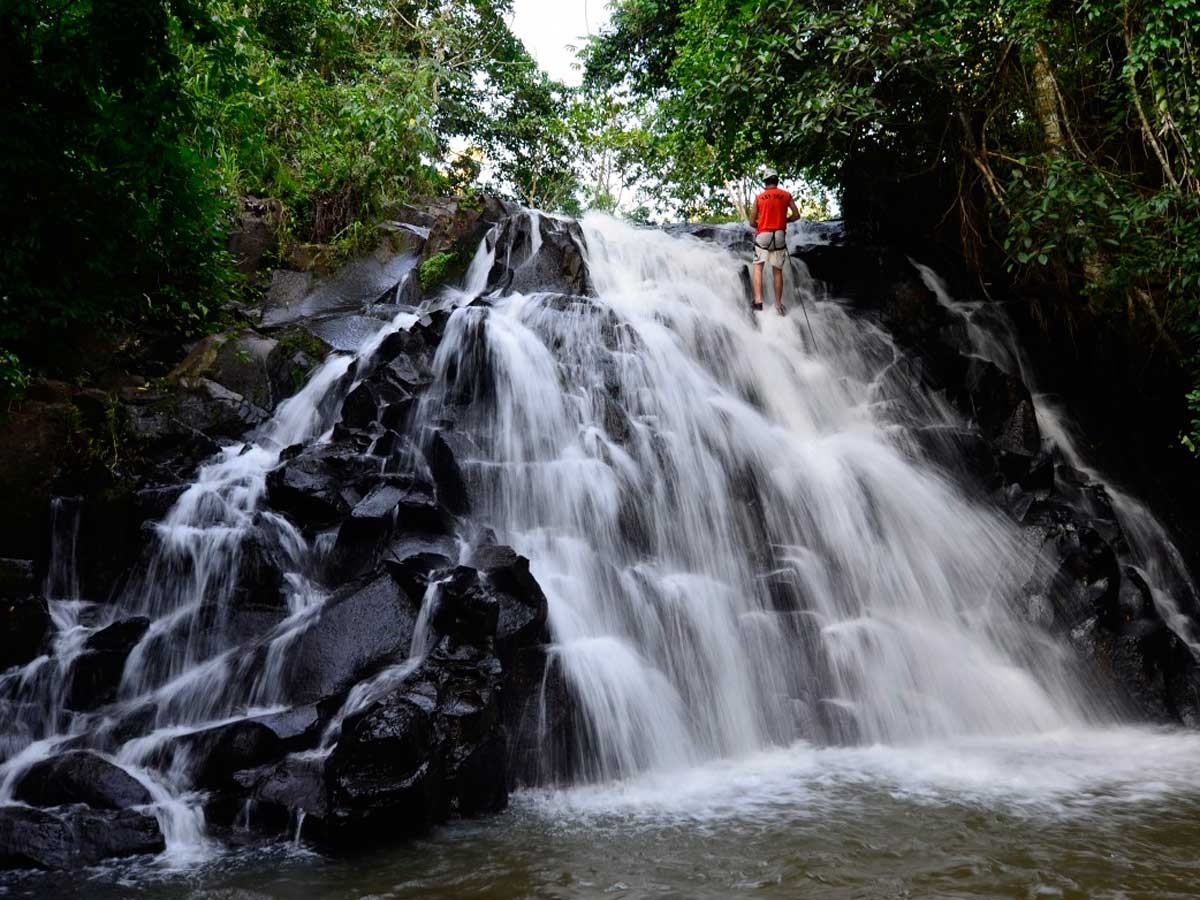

{"left": 509, "top": 0, "right": 612, "bottom": 86}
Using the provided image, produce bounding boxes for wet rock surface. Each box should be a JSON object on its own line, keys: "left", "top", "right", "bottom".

{"left": 793, "top": 236, "right": 1200, "bottom": 723}
{"left": 5, "top": 201, "right": 1200, "bottom": 879}
{"left": 13, "top": 750, "right": 152, "bottom": 811}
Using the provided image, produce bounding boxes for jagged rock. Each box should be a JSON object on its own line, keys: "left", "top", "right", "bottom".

{"left": 0, "top": 595, "right": 50, "bottom": 670}
{"left": 960, "top": 359, "right": 1041, "bottom": 457}
{"left": 340, "top": 380, "right": 409, "bottom": 431}
{"left": 285, "top": 574, "right": 420, "bottom": 704}
{"left": 324, "top": 639, "right": 506, "bottom": 841}
{"left": 0, "top": 805, "right": 164, "bottom": 870}
{"left": 366, "top": 322, "right": 442, "bottom": 389}
{"left": 485, "top": 215, "right": 593, "bottom": 297}
{"left": 64, "top": 616, "right": 149, "bottom": 711}
{"left": 266, "top": 444, "right": 379, "bottom": 529}
{"left": 328, "top": 479, "right": 449, "bottom": 580}
{"left": 432, "top": 567, "right": 499, "bottom": 645}
{"left": 467, "top": 545, "right": 550, "bottom": 659}
{"left": 14, "top": 750, "right": 152, "bottom": 810}
{"left": 425, "top": 429, "right": 472, "bottom": 513}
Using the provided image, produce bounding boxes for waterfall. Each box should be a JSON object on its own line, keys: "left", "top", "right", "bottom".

{"left": 914, "top": 264, "right": 1200, "bottom": 657}
{"left": 424, "top": 214, "right": 1105, "bottom": 782}
{"left": 3, "top": 208, "right": 1195, "bottom": 878}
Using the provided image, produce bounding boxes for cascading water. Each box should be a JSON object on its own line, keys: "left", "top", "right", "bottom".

{"left": 915, "top": 264, "right": 1200, "bottom": 657}
{"left": 425, "top": 214, "right": 1109, "bottom": 782}
{"left": 4, "top": 207, "right": 1200, "bottom": 892}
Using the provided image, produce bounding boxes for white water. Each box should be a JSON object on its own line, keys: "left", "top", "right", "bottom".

{"left": 425, "top": 214, "right": 1113, "bottom": 783}
{"left": 3, "top": 211, "right": 1200, "bottom": 882}
{"left": 915, "top": 264, "right": 1200, "bottom": 658}
{"left": 0, "top": 303, "right": 425, "bottom": 859}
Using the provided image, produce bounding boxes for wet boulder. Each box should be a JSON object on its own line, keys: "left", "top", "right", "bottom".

{"left": 63, "top": 616, "right": 150, "bottom": 711}
{"left": 504, "top": 647, "right": 577, "bottom": 787}
{"left": 0, "top": 595, "right": 50, "bottom": 670}
{"left": 284, "top": 574, "right": 420, "bottom": 705}
{"left": 383, "top": 534, "right": 459, "bottom": 598}
{"left": 246, "top": 705, "right": 324, "bottom": 753}
{"left": 325, "top": 686, "right": 438, "bottom": 840}
{"left": 425, "top": 429, "right": 473, "bottom": 514}
{"left": 324, "top": 639, "right": 506, "bottom": 842}
{"left": 0, "top": 805, "right": 164, "bottom": 870}
{"left": 328, "top": 480, "right": 448, "bottom": 580}
{"left": 13, "top": 750, "right": 152, "bottom": 810}
{"left": 432, "top": 567, "right": 499, "bottom": 645}
{"left": 485, "top": 214, "right": 593, "bottom": 297}
{"left": 366, "top": 322, "right": 442, "bottom": 390}
{"left": 266, "top": 444, "right": 379, "bottom": 529}
{"left": 339, "top": 379, "right": 409, "bottom": 431}
{"left": 959, "top": 359, "right": 1041, "bottom": 457}
{"left": 218, "top": 753, "right": 331, "bottom": 841}
{"left": 168, "top": 719, "right": 285, "bottom": 792}
{"left": 467, "top": 544, "right": 550, "bottom": 659}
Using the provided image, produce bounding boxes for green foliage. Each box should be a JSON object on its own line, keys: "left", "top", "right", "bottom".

{"left": 418, "top": 252, "right": 460, "bottom": 291}
{"left": 0, "top": 0, "right": 233, "bottom": 380}
{"left": 593, "top": 0, "right": 1200, "bottom": 447}
{"left": 0, "top": 0, "right": 583, "bottom": 397}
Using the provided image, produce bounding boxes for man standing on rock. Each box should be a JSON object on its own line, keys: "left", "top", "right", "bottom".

{"left": 750, "top": 174, "right": 801, "bottom": 315}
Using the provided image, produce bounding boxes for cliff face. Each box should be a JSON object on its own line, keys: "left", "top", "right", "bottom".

{"left": 1, "top": 203, "right": 1199, "bottom": 872}
{"left": 796, "top": 234, "right": 1200, "bottom": 725}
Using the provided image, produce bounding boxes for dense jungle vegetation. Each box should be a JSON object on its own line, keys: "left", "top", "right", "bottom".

{"left": 3, "top": 0, "right": 1200, "bottom": 449}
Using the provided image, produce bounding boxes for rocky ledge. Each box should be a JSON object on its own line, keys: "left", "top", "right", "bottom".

{"left": 795, "top": 236, "right": 1200, "bottom": 724}
{"left": 0, "top": 199, "right": 592, "bottom": 869}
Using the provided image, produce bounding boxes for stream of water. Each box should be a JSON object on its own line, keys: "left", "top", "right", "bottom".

{"left": 1, "top": 213, "right": 1198, "bottom": 897}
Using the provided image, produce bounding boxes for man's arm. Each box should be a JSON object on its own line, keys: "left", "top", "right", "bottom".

{"left": 749, "top": 198, "right": 759, "bottom": 229}
{"left": 787, "top": 198, "right": 802, "bottom": 223}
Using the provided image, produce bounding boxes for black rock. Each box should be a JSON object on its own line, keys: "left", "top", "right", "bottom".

{"left": 960, "top": 358, "right": 1041, "bottom": 456}
{"left": 467, "top": 545, "right": 550, "bottom": 658}
{"left": 324, "top": 640, "right": 507, "bottom": 842}
{"left": 170, "top": 719, "right": 285, "bottom": 791}
{"left": 383, "top": 535, "right": 458, "bottom": 598}
{"left": 285, "top": 574, "right": 420, "bottom": 704}
{"left": 0, "top": 805, "right": 164, "bottom": 870}
{"left": 0, "top": 595, "right": 50, "bottom": 670}
{"left": 266, "top": 444, "right": 378, "bottom": 529}
{"left": 13, "top": 750, "right": 152, "bottom": 810}
{"left": 432, "top": 567, "right": 499, "bottom": 645}
{"left": 64, "top": 616, "right": 151, "bottom": 712}
{"left": 425, "top": 429, "right": 473, "bottom": 513}
{"left": 246, "top": 705, "right": 324, "bottom": 753}
{"left": 485, "top": 215, "right": 593, "bottom": 297}
{"left": 85, "top": 616, "right": 150, "bottom": 654}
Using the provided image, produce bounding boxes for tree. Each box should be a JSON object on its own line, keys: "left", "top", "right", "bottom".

{"left": 590, "top": 0, "right": 1200, "bottom": 447}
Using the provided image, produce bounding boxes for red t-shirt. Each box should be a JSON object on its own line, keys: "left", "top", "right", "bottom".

{"left": 755, "top": 188, "right": 792, "bottom": 234}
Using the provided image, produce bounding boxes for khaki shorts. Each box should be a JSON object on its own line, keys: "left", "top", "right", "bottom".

{"left": 754, "top": 245, "right": 788, "bottom": 269}
{"left": 753, "top": 230, "right": 788, "bottom": 269}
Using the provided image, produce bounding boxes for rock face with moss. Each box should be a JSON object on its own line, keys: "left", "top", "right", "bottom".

{"left": 0, "top": 197, "right": 591, "bottom": 870}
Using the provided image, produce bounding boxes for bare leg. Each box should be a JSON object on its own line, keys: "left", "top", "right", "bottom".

{"left": 752, "top": 262, "right": 765, "bottom": 308}
{"left": 773, "top": 266, "right": 785, "bottom": 312}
